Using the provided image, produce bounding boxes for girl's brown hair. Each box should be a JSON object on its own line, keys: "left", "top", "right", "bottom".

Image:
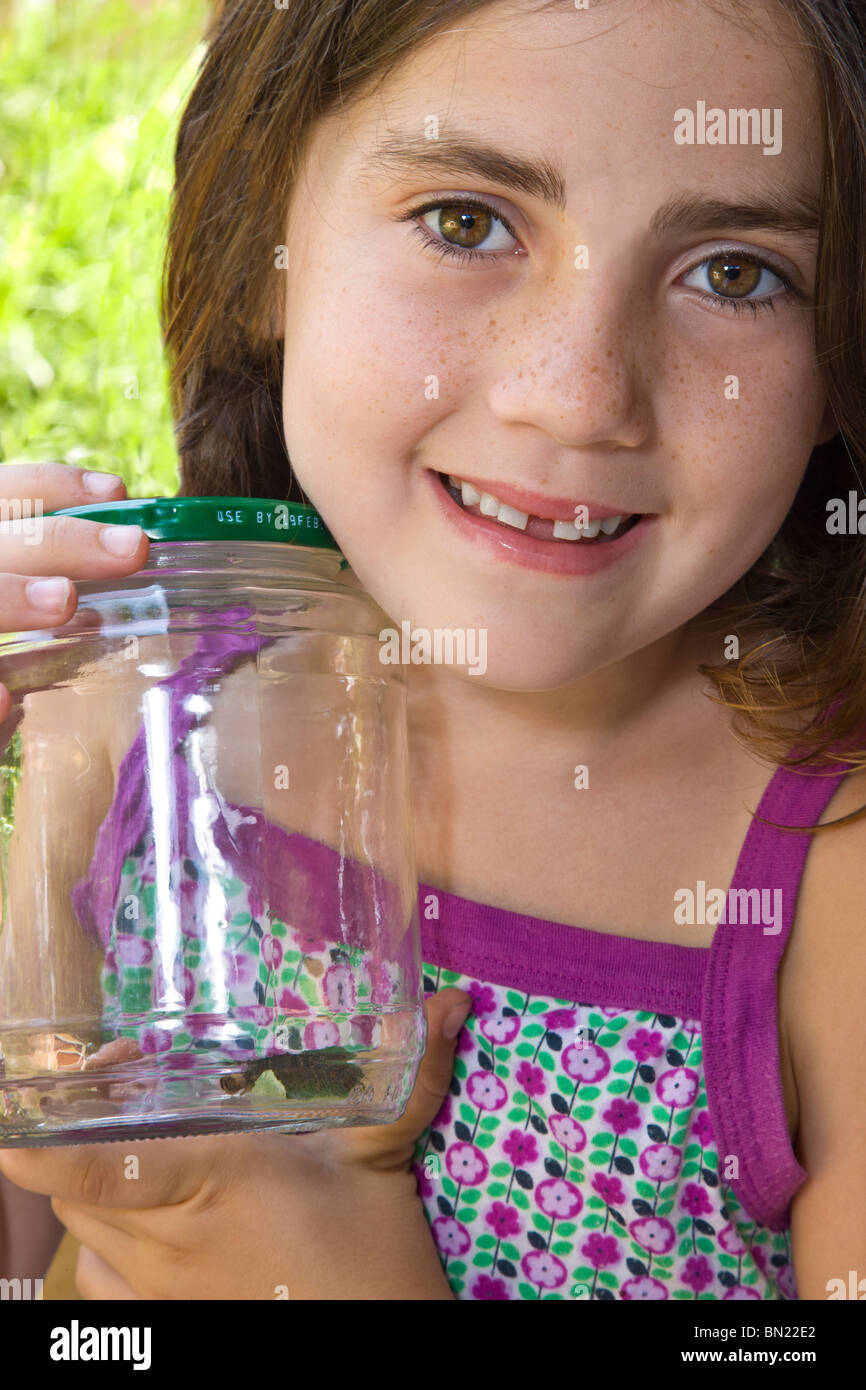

{"left": 161, "top": 0, "right": 866, "bottom": 792}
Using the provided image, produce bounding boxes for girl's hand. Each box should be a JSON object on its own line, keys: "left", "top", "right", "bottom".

{"left": 0, "top": 462, "right": 149, "bottom": 1279}
{"left": 0, "top": 462, "right": 148, "bottom": 721}
{"left": 0, "top": 988, "right": 471, "bottom": 1300}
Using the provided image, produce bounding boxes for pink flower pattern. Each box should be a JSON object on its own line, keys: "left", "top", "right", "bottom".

{"left": 108, "top": 836, "right": 796, "bottom": 1302}
{"left": 413, "top": 970, "right": 796, "bottom": 1301}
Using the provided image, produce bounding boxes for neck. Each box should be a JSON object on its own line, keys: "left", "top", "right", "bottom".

{"left": 405, "top": 616, "right": 721, "bottom": 782}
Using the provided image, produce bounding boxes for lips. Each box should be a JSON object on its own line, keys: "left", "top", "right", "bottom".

{"left": 428, "top": 468, "right": 655, "bottom": 577}
{"left": 439, "top": 472, "right": 642, "bottom": 543}
{"left": 440, "top": 471, "right": 642, "bottom": 523}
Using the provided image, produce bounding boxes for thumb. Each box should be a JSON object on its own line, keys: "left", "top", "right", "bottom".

{"left": 399, "top": 987, "right": 473, "bottom": 1138}
{"left": 346, "top": 987, "right": 472, "bottom": 1172}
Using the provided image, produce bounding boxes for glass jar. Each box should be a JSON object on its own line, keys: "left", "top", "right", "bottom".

{"left": 0, "top": 497, "right": 424, "bottom": 1146}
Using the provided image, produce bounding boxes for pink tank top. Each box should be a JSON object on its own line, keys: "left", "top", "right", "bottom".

{"left": 70, "top": 613, "right": 858, "bottom": 1300}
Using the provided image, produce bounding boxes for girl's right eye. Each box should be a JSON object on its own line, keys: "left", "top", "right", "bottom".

{"left": 399, "top": 197, "right": 522, "bottom": 265}
{"left": 400, "top": 203, "right": 805, "bottom": 321}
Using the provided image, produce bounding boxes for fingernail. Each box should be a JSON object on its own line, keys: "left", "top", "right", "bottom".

{"left": 27, "top": 578, "right": 71, "bottom": 611}
{"left": 443, "top": 1006, "right": 471, "bottom": 1041}
{"left": 82, "top": 471, "right": 122, "bottom": 495}
{"left": 99, "top": 524, "right": 143, "bottom": 556}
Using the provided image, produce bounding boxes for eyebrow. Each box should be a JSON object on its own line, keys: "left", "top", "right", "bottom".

{"left": 363, "top": 132, "right": 820, "bottom": 239}
{"left": 649, "top": 190, "right": 819, "bottom": 240}
{"left": 366, "top": 132, "right": 568, "bottom": 214}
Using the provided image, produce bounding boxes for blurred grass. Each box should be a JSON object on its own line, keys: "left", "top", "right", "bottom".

{"left": 0, "top": 0, "right": 210, "bottom": 495}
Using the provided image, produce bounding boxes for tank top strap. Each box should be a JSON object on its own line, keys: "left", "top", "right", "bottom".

{"left": 71, "top": 606, "right": 273, "bottom": 949}
{"left": 703, "top": 727, "right": 866, "bottom": 1230}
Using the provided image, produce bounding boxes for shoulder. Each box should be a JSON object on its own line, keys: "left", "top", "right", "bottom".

{"left": 780, "top": 762, "right": 866, "bottom": 1297}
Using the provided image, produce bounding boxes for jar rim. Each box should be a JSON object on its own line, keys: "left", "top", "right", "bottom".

{"left": 48, "top": 495, "right": 345, "bottom": 558}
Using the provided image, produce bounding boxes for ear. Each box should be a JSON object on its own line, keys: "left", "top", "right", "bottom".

{"left": 245, "top": 249, "right": 286, "bottom": 344}
{"left": 263, "top": 282, "right": 285, "bottom": 341}
{"left": 814, "top": 397, "right": 840, "bottom": 448}
{"left": 250, "top": 288, "right": 285, "bottom": 344}
{"left": 266, "top": 237, "right": 291, "bottom": 340}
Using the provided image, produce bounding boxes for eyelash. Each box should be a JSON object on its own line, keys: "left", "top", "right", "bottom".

{"left": 399, "top": 196, "right": 802, "bottom": 318}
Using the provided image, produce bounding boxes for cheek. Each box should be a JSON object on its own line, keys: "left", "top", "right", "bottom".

{"left": 658, "top": 332, "right": 822, "bottom": 527}
{"left": 281, "top": 256, "right": 488, "bottom": 506}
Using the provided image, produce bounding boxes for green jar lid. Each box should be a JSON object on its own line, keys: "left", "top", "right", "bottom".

{"left": 48, "top": 495, "right": 345, "bottom": 557}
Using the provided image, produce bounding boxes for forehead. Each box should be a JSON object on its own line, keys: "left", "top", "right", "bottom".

{"left": 309, "top": 0, "right": 821, "bottom": 207}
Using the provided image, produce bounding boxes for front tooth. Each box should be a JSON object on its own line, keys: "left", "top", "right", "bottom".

{"left": 496, "top": 503, "right": 529, "bottom": 531}
{"left": 479, "top": 491, "right": 500, "bottom": 517}
{"left": 461, "top": 481, "right": 481, "bottom": 506}
{"left": 599, "top": 515, "right": 623, "bottom": 535}
{"left": 553, "top": 520, "right": 582, "bottom": 540}
{"left": 579, "top": 520, "right": 601, "bottom": 538}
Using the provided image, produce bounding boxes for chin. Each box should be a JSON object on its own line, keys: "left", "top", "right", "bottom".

{"left": 466, "top": 658, "right": 612, "bottom": 693}
{"left": 425, "top": 644, "right": 621, "bottom": 692}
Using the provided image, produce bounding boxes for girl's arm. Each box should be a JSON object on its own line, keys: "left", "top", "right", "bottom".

{"left": 788, "top": 954, "right": 866, "bottom": 1299}
{"left": 784, "top": 774, "right": 866, "bottom": 1299}
{"left": 0, "top": 1168, "right": 66, "bottom": 1282}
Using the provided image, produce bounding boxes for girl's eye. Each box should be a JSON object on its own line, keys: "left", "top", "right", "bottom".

{"left": 399, "top": 203, "right": 801, "bottom": 319}
{"left": 400, "top": 198, "right": 520, "bottom": 264}
{"left": 680, "top": 250, "right": 797, "bottom": 317}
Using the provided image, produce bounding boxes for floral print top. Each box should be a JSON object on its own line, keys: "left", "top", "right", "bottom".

{"left": 411, "top": 964, "right": 791, "bottom": 1301}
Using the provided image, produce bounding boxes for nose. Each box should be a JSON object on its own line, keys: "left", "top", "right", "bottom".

{"left": 487, "top": 275, "right": 653, "bottom": 451}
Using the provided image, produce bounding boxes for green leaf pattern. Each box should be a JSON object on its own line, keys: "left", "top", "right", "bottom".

{"left": 413, "top": 970, "right": 796, "bottom": 1301}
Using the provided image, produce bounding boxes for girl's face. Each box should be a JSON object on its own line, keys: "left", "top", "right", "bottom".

{"left": 279, "top": 0, "right": 835, "bottom": 690}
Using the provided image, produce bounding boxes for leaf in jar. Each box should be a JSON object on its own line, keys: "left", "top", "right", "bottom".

{"left": 220, "top": 1047, "right": 359, "bottom": 1099}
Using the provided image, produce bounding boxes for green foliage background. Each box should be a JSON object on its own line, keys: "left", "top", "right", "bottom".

{"left": 0, "top": 0, "right": 209, "bottom": 495}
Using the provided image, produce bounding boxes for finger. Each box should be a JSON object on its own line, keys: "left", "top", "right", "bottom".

{"left": 0, "top": 586, "right": 129, "bottom": 708}
{"left": 83, "top": 1037, "right": 143, "bottom": 1069}
{"left": 0, "top": 1133, "right": 218, "bottom": 1209}
{"left": 0, "top": 463, "right": 145, "bottom": 592}
{"left": 0, "top": 461, "right": 127, "bottom": 513}
{"left": 345, "top": 987, "right": 472, "bottom": 1170}
{"left": 394, "top": 987, "right": 473, "bottom": 1136}
{"left": 0, "top": 572, "right": 78, "bottom": 631}
{"left": 0, "top": 593, "right": 80, "bottom": 715}
{"left": 74, "top": 1242, "right": 141, "bottom": 1300}
{"left": 0, "top": 511, "right": 147, "bottom": 585}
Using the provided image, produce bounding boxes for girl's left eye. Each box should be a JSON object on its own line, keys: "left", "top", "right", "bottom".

{"left": 400, "top": 198, "right": 520, "bottom": 264}
{"left": 680, "top": 250, "right": 797, "bottom": 317}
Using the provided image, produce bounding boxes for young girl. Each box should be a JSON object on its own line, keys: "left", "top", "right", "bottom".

{"left": 1, "top": 0, "right": 866, "bottom": 1301}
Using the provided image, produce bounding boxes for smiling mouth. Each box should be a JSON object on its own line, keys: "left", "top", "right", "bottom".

{"left": 437, "top": 473, "right": 643, "bottom": 543}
